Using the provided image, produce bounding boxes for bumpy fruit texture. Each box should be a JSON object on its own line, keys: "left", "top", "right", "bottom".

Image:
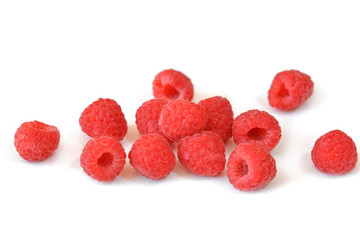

{"left": 227, "top": 143, "right": 277, "bottom": 191}
{"left": 178, "top": 131, "right": 226, "bottom": 176}
{"left": 129, "top": 133, "right": 175, "bottom": 180}
{"left": 198, "top": 96, "right": 234, "bottom": 141}
{"left": 268, "top": 70, "right": 314, "bottom": 111}
{"left": 80, "top": 136, "right": 127, "bottom": 182}
{"left": 79, "top": 98, "right": 127, "bottom": 141}
{"left": 159, "top": 99, "right": 208, "bottom": 142}
{"left": 153, "top": 69, "right": 194, "bottom": 101}
{"left": 311, "top": 130, "right": 358, "bottom": 174}
{"left": 232, "top": 109, "right": 281, "bottom": 151}
{"left": 135, "top": 99, "right": 170, "bottom": 141}
{"left": 14, "top": 121, "right": 60, "bottom": 162}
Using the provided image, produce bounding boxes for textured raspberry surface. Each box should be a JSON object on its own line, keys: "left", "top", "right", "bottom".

{"left": 159, "top": 99, "right": 207, "bottom": 142}
{"left": 79, "top": 98, "right": 127, "bottom": 141}
{"left": 198, "top": 96, "right": 233, "bottom": 141}
{"left": 268, "top": 70, "right": 314, "bottom": 111}
{"left": 178, "top": 131, "right": 226, "bottom": 176}
{"left": 311, "top": 130, "right": 358, "bottom": 174}
{"left": 14, "top": 121, "right": 60, "bottom": 162}
{"left": 227, "top": 143, "right": 277, "bottom": 191}
{"left": 153, "top": 69, "right": 194, "bottom": 101}
{"left": 80, "top": 136, "right": 126, "bottom": 182}
{"left": 135, "top": 99, "right": 170, "bottom": 141}
{"left": 129, "top": 133, "right": 175, "bottom": 180}
{"left": 232, "top": 109, "right": 281, "bottom": 151}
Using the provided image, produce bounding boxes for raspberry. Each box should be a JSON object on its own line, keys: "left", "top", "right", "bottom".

{"left": 80, "top": 136, "right": 127, "bottom": 182}
{"left": 227, "top": 143, "right": 277, "bottom": 191}
{"left": 268, "top": 70, "right": 314, "bottom": 111}
{"left": 232, "top": 109, "right": 281, "bottom": 151}
{"left": 79, "top": 98, "right": 127, "bottom": 141}
{"left": 311, "top": 130, "right": 358, "bottom": 174}
{"left": 129, "top": 133, "right": 175, "bottom": 180}
{"left": 135, "top": 99, "right": 170, "bottom": 141}
{"left": 178, "top": 131, "right": 226, "bottom": 176}
{"left": 14, "top": 121, "right": 60, "bottom": 162}
{"left": 159, "top": 99, "right": 207, "bottom": 142}
{"left": 153, "top": 69, "right": 194, "bottom": 101}
{"left": 198, "top": 96, "right": 233, "bottom": 141}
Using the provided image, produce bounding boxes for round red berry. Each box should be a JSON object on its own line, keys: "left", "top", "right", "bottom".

{"left": 178, "top": 131, "right": 226, "bottom": 176}
{"left": 14, "top": 120, "right": 60, "bottom": 162}
{"left": 311, "top": 130, "right": 358, "bottom": 174}
{"left": 232, "top": 109, "right": 281, "bottom": 151}
{"left": 159, "top": 99, "right": 207, "bottom": 142}
{"left": 80, "top": 136, "right": 127, "bottom": 182}
{"left": 198, "top": 96, "right": 234, "bottom": 141}
{"left": 135, "top": 98, "right": 170, "bottom": 141}
{"left": 129, "top": 133, "right": 175, "bottom": 180}
{"left": 268, "top": 70, "right": 314, "bottom": 111}
{"left": 227, "top": 143, "right": 277, "bottom": 191}
{"left": 79, "top": 98, "right": 127, "bottom": 141}
{"left": 153, "top": 69, "right": 194, "bottom": 101}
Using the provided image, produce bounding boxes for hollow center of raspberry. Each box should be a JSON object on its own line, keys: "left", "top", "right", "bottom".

{"left": 247, "top": 128, "right": 267, "bottom": 141}
{"left": 163, "top": 85, "right": 179, "bottom": 100}
{"left": 238, "top": 160, "right": 249, "bottom": 177}
{"left": 97, "top": 152, "right": 113, "bottom": 167}
{"left": 278, "top": 84, "right": 289, "bottom": 98}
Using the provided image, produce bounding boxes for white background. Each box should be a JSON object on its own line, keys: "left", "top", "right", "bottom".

{"left": 1, "top": 1, "right": 360, "bottom": 239}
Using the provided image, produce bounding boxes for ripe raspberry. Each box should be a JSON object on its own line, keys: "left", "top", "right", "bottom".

{"left": 232, "top": 109, "right": 281, "bottom": 151}
{"left": 80, "top": 136, "right": 126, "bottom": 182}
{"left": 198, "top": 96, "right": 233, "bottom": 141}
{"left": 159, "top": 99, "right": 207, "bottom": 142}
{"left": 14, "top": 121, "right": 60, "bottom": 162}
{"left": 135, "top": 99, "right": 170, "bottom": 141}
{"left": 227, "top": 143, "right": 277, "bottom": 191}
{"left": 79, "top": 98, "right": 127, "bottom": 141}
{"left": 268, "top": 70, "right": 314, "bottom": 111}
{"left": 178, "top": 131, "right": 226, "bottom": 176}
{"left": 129, "top": 133, "right": 175, "bottom": 180}
{"left": 153, "top": 69, "right": 194, "bottom": 101}
{"left": 311, "top": 130, "right": 358, "bottom": 174}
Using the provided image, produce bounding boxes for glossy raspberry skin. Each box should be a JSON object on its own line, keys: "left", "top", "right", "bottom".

{"left": 178, "top": 131, "right": 226, "bottom": 176}
{"left": 159, "top": 99, "right": 208, "bottom": 142}
{"left": 129, "top": 133, "right": 175, "bottom": 180}
{"left": 79, "top": 98, "right": 127, "bottom": 141}
{"left": 232, "top": 109, "right": 281, "bottom": 151}
{"left": 135, "top": 99, "right": 170, "bottom": 141}
{"left": 227, "top": 143, "right": 277, "bottom": 191}
{"left": 311, "top": 130, "right": 358, "bottom": 174}
{"left": 153, "top": 69, "right": 194, "bottom": 101}
{"left": 14, "top": 121, "right": 60, "bottom": 162}
{"left": 80, "top": 136, "right": 126, "bottom": 182}
{"left": 268, "top": 70, "right": 314, "bottom": 111}
{"left": 198, "top": 96, "right": 234, "bottom": 141}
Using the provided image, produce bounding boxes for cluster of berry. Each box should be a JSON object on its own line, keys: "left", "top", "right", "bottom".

{"left": 14, "top": 69, "right": 358, "bottom": 191}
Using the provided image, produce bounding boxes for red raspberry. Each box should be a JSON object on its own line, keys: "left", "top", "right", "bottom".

{"left": 79, "top": 98, "right": 127, "bottom": 141}
{"left": 159, "top": 99, "right": 207, "bottom": 142}
{"left": 198, "top": 96, "right": 233, "bottom": 141}
{"left": 153, "top": 69, "right": 194, "bottom": 101}
{"left": 227, "top": 143, "right": 277, "bottom": 191}
{"left": 311, "top": 130, "right": 358, "bottom": 174}
{"left": 268, "top": 70, "right": 314, "bottom": 111}
{"left": 178, "top": 131, "right": 226, "bottom": 176}
{"left": 14, "top": 121, "right": 60, "bottom": 162}
{"left": 129, "top": 133, "right": 175, "bottom": 180}
{"left": 80, "top": 136, "right": 127, "bottom": 182}
{"left": 232, "top": 109, "right": 281, "bottom": 151}
{"left": 135, "top": 99, "right": 170, "bottom": 141}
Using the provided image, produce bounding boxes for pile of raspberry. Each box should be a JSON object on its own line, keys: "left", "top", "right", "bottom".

{"left": 14, "top": 69, "right": 358, "bottom": 192}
